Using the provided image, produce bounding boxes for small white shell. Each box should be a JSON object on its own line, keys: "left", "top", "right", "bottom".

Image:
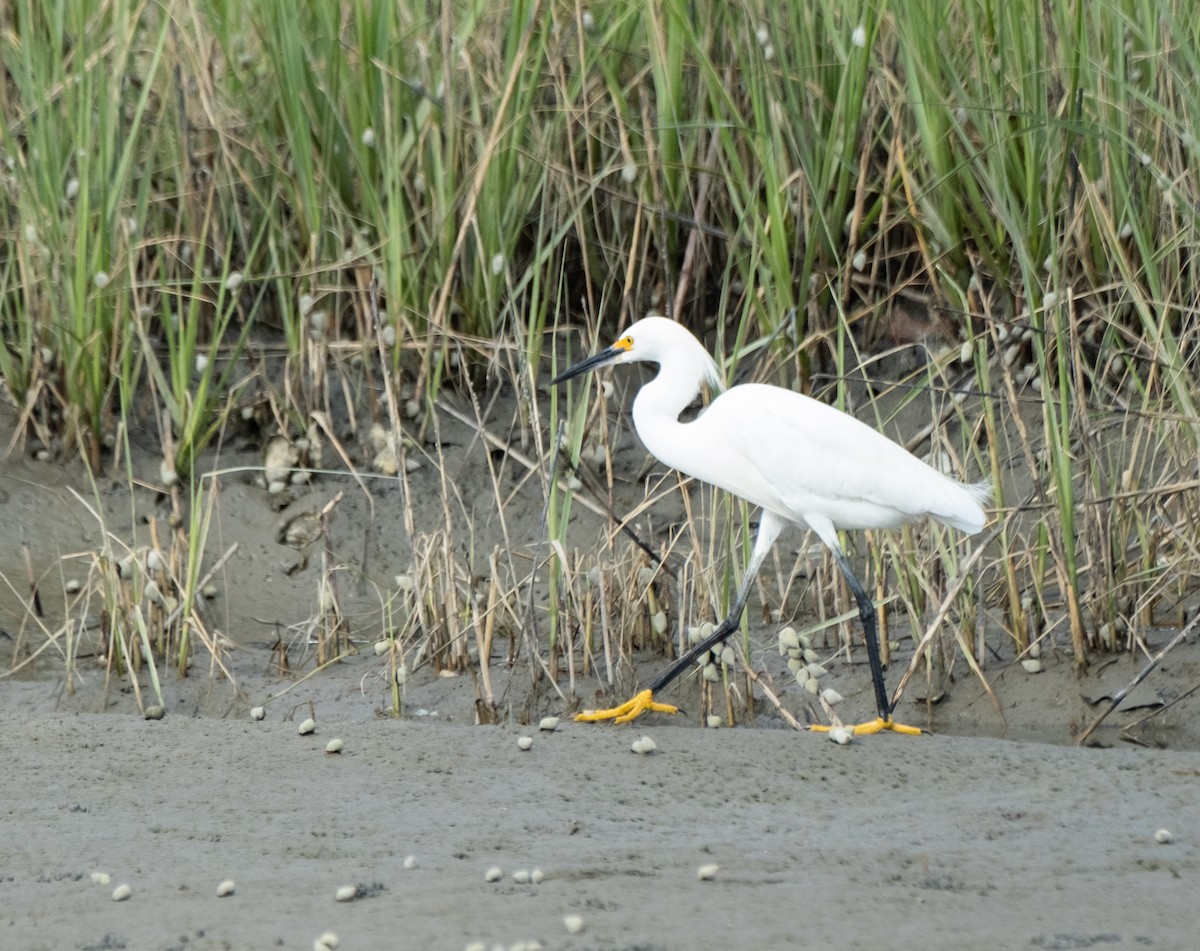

{"left": 512, "top": 869, "right": 531, "bottom": 884}
{"left": 90, "top": 871, "right": 111, "bottom": 885}
{"left": 563, "top": 914, "right": 585, "bottom": 934}
{"left": 530, "top": 868, "right": 545, "bottom": 884}
{"left": 403, "top": 855, "right": 418, "bottom": 870}
{"left": 804, "top": 677, "right": 821, "bottom": 695}
{"left": 1021, "top": 658, "right": 1043, "bottom": 674}
{"left": 314, "top": 932, "right": 339, "bottom": 950}
{"left": 250, "top": 706, "right": 266, "bottom": 721}
{"left": 829, "top": 727, "right": 853, "bottom": 745}
{"left": 1154, "top": 828, "right": 1173, "bottom": 844}
{"left": 325, "top": 738, "right": 344, "bottom": 754}
{"left": 805, "top": 663, "right": 827, "bottom": 679}
{"left": 298, "top": 718, "right": 316, "bottom": 735}
{"left": 702, "top": 662, "right": 720, "bottom": 683}
{"left": 697, "top": 863, "right": 719, "bottom": 881}
{"left": 820, "top": 688, "right": 844, "bottom": 706}
{"left": 217, "top": 879, "right": 235, "bottom": 897}
{"left": 778, "top": 626, "right": 800, "bottom": 653}
{"left": 517, "top": 736, "right": 534, "bottom": 751}
{"left": 631, "top": 736, "right": 657, "bottom": 755}
{"left": 538, "top": 717, "right": 560, "bottom": 732}
{"left": 706, "top": 715, "right": 722, "bottom": 729}
{"left": 112, "top": 883, "right": 132, "bottom": 901}
{"left": 334, "top": 885, "right": 356, "bottom": 902}
{"left": 651, "top": 611, "right": 668, "bottom": 635}
{"left": 373, "top": 640, "right": 391, "bottom": 656}
{"left": 485, "top": 866, "right": 503, "bottom": 882}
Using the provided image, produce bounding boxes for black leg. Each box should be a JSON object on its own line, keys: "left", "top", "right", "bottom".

{"left": 648, "top": 600, "right": 746, "bottom": 694}
{"left": 648, "top": 511, "right": 785, "bottom": 696}
{"left": 830, "top": 547, "right": 892, "bottom": 721}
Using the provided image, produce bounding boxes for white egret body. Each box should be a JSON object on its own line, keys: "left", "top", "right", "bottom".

{"left": 552, "top": 316, "right": 989, "bottom": 733}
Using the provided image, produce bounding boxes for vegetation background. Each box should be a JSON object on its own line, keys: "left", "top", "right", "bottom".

{"left": 2, "top": 0, "right": 1197, "bottom": 724}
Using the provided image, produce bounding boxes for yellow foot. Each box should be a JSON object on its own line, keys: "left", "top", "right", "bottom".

{"left": 575, "top": 689, "right": 679, "bottom": 724}
{"left": 810, "top": 717, "right": 923, "bottom": 736}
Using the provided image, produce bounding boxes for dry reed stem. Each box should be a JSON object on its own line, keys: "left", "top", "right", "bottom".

{"left": 1075, "top": 612, "right": 1200, "bottom": 745}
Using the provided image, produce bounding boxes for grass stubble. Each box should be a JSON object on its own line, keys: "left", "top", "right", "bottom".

{"left": 1, "top": 1, "right": 1197, "bottom": 740}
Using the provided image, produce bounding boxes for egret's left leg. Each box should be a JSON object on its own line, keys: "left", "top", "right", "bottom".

{"left": 807, "top": 543, "right": 923, "bottom": 736}
{"left": 575, "top": 512, "right": 785, "bottom": 725}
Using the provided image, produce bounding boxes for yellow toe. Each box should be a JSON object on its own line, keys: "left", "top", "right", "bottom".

{"left": 576, "top": 689, "right": 679, "bottom": 724}
{"left": 810, "top": 716, "right": 923, "bottom": 736}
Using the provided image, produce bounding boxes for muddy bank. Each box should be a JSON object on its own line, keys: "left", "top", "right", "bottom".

{"left": 4, "top": 709, "right": 1198, "bottom": 951}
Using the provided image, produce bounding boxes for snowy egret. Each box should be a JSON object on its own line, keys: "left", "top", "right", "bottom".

{"left": 552, "top": 316, "right": 989, "bottom": 734}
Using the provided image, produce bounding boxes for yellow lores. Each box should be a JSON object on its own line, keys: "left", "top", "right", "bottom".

{"left": 552, "top": 317, "right": 989, "bottom": 735}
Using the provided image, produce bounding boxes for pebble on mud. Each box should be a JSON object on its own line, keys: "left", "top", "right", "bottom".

{"left": 403, "top": 855, "right": 418, "bottom": 870}
{"left": 829, "top": 727, "right": 853, "bottom": 745}
{"left": 538, "top": 716, "right": 560, "bottom": 732}
{"left": 325, "top": 738, "right": 344, "bottom": 754}
{"left": 90, "top": 871, "right": 111, "bottom": 885}
{"left": 250, "top": 706, "right": 266, "bottom": 721}
{"left": 631, "top": 736, "right": 657, "bottom": 755}
{"left": 563, "top": 914, "right": 585, "bottom": 934}
{"left": 513, "top": 869, "right": 531, "bottom": 884}
{"left": 1155, "top": 828, "right": 1173, "bottom": 844}
{"left": 530, "top": 868, "right": 545, "bottom": 884}
{"left": 517, "top": 736, "right": 534, "bottom": 751}
{"left": 143, "top": 705, "right": 165, "bottom": 721}
{"left": 485, "top": 866, "right": 503, "bottom": 882}
{"left": 697, "top": 863, "right": 720, "bottom": 881}
{"left": 112, "top": 883, "right": 132, "bottom": 901}
{"left": 314, "top": 933, "right": 339, "bottom": 950}
{"left": 217, "top": 879, "right": 235, "bottom": 897}
{"left": 298, "top": 718, "right": 317, "bottom": 735}
{"left": 334, "top": 884, "right": 356, "bottom": 902}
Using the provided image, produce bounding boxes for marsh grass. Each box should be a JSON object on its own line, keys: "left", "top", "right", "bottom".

{"left": 3, "top": 0, "right": 1198, "bottom": 726}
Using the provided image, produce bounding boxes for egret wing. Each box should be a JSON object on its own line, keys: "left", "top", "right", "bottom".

{"left": 690, "top": 385, "right": 955, "bottom": 530}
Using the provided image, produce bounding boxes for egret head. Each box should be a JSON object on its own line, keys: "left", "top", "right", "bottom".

{"left": 550, "top": 316, "right": 723, "bottom": 391}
